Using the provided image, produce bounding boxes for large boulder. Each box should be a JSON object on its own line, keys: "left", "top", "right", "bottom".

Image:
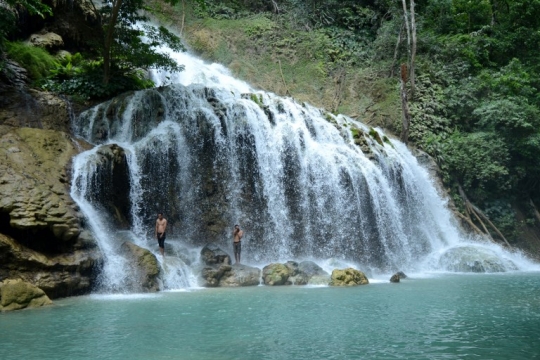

{"left": 0, "top": 279, "right": 53, "bottom": 311}
{"left": 438, "top": 246, "right": 518, "bottom": 273}
{"left": 201, "top": 244, "right": 231, "bottom": 266}
{"left": 29, "top": 32, "right": 64, "bottom": 49}
{"left": 330, "top": 268, "right": 369, "bottom": 286}
{"left": 219, "top": 264, "right": 261, "bottom": 287}
{"left": 284, "top": 261, "right": 309, "bottom": 285}
{"left": 262, "top": 263, "right": 291, "bottom": 286}
{"left": 200, "top": 265, "right": 232, "bottom": 287}
{"left": 119, "top": 242, "right": 161, "bottom": 292}
{"left": 390, "top": 273, "right": 400, "bottom": 283}
{"left": 298, "top": 261, "right": 328, "bottom": 277}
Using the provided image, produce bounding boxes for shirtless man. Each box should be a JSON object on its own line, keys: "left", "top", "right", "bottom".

{"left": 155, "top": 213, "right": 167, "bottom": 256}
{"left": 233, "top": 224, "right": 244, "bottom": 264}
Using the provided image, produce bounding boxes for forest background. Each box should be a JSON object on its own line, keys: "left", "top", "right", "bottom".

{"left": 1, "top": 0, "right": 540, "bottom": 256}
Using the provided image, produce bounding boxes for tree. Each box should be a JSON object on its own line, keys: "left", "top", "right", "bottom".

{"left": 89, "top": 0, "right": 188, "bottom": 85}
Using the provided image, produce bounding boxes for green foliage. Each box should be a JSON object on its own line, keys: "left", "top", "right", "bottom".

{"left": 5, "top": 42, "right": 58, "bottom": 80}
{"left": 443, "top": 132, "right": 510, "bottom": 199}
{"left": 41, "top": 59, "right": 154, "bottom": 100}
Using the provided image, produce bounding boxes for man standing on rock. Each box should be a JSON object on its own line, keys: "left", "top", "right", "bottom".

{"left": 233, "top": 224, "right": 244, "bottom": 264}
{"left": 155, "top": 213, "right": 167, "bottom": 256}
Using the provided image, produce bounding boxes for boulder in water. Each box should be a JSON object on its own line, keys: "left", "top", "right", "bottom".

{"left": 330, "top": 268, "right": 369, "bottom": 286}
{"left": 0, "top": 279, "right": 52, "bottom": 311}
{"left": 200, "top": 244, "right": 231, "bottom": 266}
{"left": 200, "top": 264, "right": 232, "bottom": 287}
{"left": 298, "top": 261, "right": 329, "bottom": 277}
{"left": 119, "top": 242, "right": 161, "bottom": 292}
{"left": 396, "top": 271, "right": 407, "bottom": 279}
{"left": 438, "top": 246, "right": 518, "bottom": 273}
{"left": 219, "top": 264, "right": 261, "bottom": 287}
{"left": 390, "top": 273, "right": 400, "bottom": 283}
{"left": 262, "top": 263, "right": 291, "bottom": 285}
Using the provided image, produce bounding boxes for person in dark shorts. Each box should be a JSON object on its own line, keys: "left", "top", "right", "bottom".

{"left": 155, "top": 213, "right": 167, "bottom": 256}
{"left": 233, "top": 224, "right": 244, "bottom": 264}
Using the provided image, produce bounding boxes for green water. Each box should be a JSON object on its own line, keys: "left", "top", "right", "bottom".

{"left": 1, "top": 273, "right": 539, "bottom": 360}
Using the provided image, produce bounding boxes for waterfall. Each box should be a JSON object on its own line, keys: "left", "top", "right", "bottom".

{"left": 70, "top": 42, "right": 538, "bottom": 292}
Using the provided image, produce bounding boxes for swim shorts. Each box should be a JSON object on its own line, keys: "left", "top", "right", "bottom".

{"left": 234, "top": 241, "right": 241, "bottom": 255}
{"left": 157, "top": 232, "right": 166, "bottom": 248}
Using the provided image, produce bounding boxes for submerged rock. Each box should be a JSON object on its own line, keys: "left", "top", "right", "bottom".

{"left": 0, "top": 279, "right": 52, "bottom": 311}
{"left": 438, "top": 246, "right": 518, "bottom": 273}
{"left": 119, "top": 242, "right": 161, "bottom": 292}
{"left": 329, "top": 268, "right": 369, "bottom": 286}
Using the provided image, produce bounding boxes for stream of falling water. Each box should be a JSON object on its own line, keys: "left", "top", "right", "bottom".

{"left": 70, "top": 36, "right": 539, "bottom": 292}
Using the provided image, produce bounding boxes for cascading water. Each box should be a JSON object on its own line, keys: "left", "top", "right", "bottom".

{"left": 70, "top": 38, "right": 538, "bottom": 292}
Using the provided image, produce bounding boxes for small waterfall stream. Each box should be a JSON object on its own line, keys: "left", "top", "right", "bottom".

{"left": 70, "top": 42, "right": 537, "bottom": 292}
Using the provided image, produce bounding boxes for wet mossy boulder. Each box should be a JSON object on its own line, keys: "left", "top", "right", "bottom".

{"left": 262, "top": 263, "right": 291, "bottom": 286}
{"left": 330, "top": 268, "right": 369, "bottom": 286}
{"left": 119, "top": 242, "right": 161, "bottom": 292}
{"left": 390, "top": 273, "right": 400, "bottom": 283}
{"left": 0, "top": 279, "right": 53, "bottom": 311}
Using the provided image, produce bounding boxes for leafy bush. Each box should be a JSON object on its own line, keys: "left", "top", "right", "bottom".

{"left": 443, "top": 131, "right": 510, "bottom": 199}
{"left": 41, "top": 60, "right": 154, "bottom": 100}
{"left": 5, "top": 42, "right": 58, "bottom": 80}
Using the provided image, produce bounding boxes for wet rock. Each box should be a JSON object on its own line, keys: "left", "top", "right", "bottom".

{"left": 119, "top": 242, "right": 161, "bottom": 292}
{"left": 330, "top": 268, "right": 369, "bottom": 286}
{"left": 390, "top": 273, "right": 400, "bottom": 283}
{"left": 0, "top": 279, "right": 53, "bottom": 311}
{"left": 219, "top": 264, "right": 261, "bottom": 287}
{"left": 284, "top": 261, "right": 309, "bottom": 285}
{"left": 298, "top": 261, "right": 328, "bottom": 277}
{"left": 262, "top": 263, "right": 291, "bottom": 285}
{"left": 87, "top": 144, "right": 132, "bottom": 227}
{"left": 438, "top": 246, "right": 518, "bottom": 273}
{"left": 200, "top": 264, "right": 232, "bottom": 287}
{"left": 396, "top": 271, "right": 407, "bottom": 279}
{"left": 200, "top": 244, "right": 231, "bottom": 266}
{"left": 0, "top": 233, "right": 101, "bottom": 299}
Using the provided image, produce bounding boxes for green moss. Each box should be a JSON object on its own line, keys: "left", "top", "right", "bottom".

{"left": 369, "top": 127, "right": 384, "bottom": 146}
{"left": 351, "top": 127, "right": 362, "bottom": 139}
{"left": 6, "top": 42, "right": 59, "bottom": 80}
{"left": 250, "top": 93, "right": 263, "bottom": 107}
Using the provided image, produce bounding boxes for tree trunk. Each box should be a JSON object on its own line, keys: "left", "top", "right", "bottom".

{"left": 409, "top": 0, "right": 417, "bottom": 97}
{"left": 399, "top": 63, "right": 410, "bottom": 144}
{"left": 401, "top": 0, "right": 411, "bottom": 55}
{"left": 390, "top": 24, "right": 404, "bottom": 77}
{"left": 103, "top": 0, "right": 123, "bottom": 85}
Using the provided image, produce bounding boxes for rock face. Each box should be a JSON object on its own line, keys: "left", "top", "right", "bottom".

{"left": 0, "top": 279, "right": 53, "bottom": 311}
{"left": 85, "top": 144, "right": 132, "bottom": 227}
{"left": 0, "top": 126, "right": 100, "bottom": 298}
{"left": 330, "top": 268, "right": 369, "bottom": 286}
{"left": 0, "top": 87, "right": 72, "bottom": 132}
{"left": 119, "top": 242, "right": 161, "bottom": 292}
{"left": 199, "top": 244, "right": 260, "bottom": 287}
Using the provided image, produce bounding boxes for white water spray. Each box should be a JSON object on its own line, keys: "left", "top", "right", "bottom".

{"left": 71, "top": 32, "right": 539, "bottom": 292}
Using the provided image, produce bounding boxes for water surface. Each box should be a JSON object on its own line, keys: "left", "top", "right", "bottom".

{"left": 1, "top": 273, "right": 539, "bottom": 360}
